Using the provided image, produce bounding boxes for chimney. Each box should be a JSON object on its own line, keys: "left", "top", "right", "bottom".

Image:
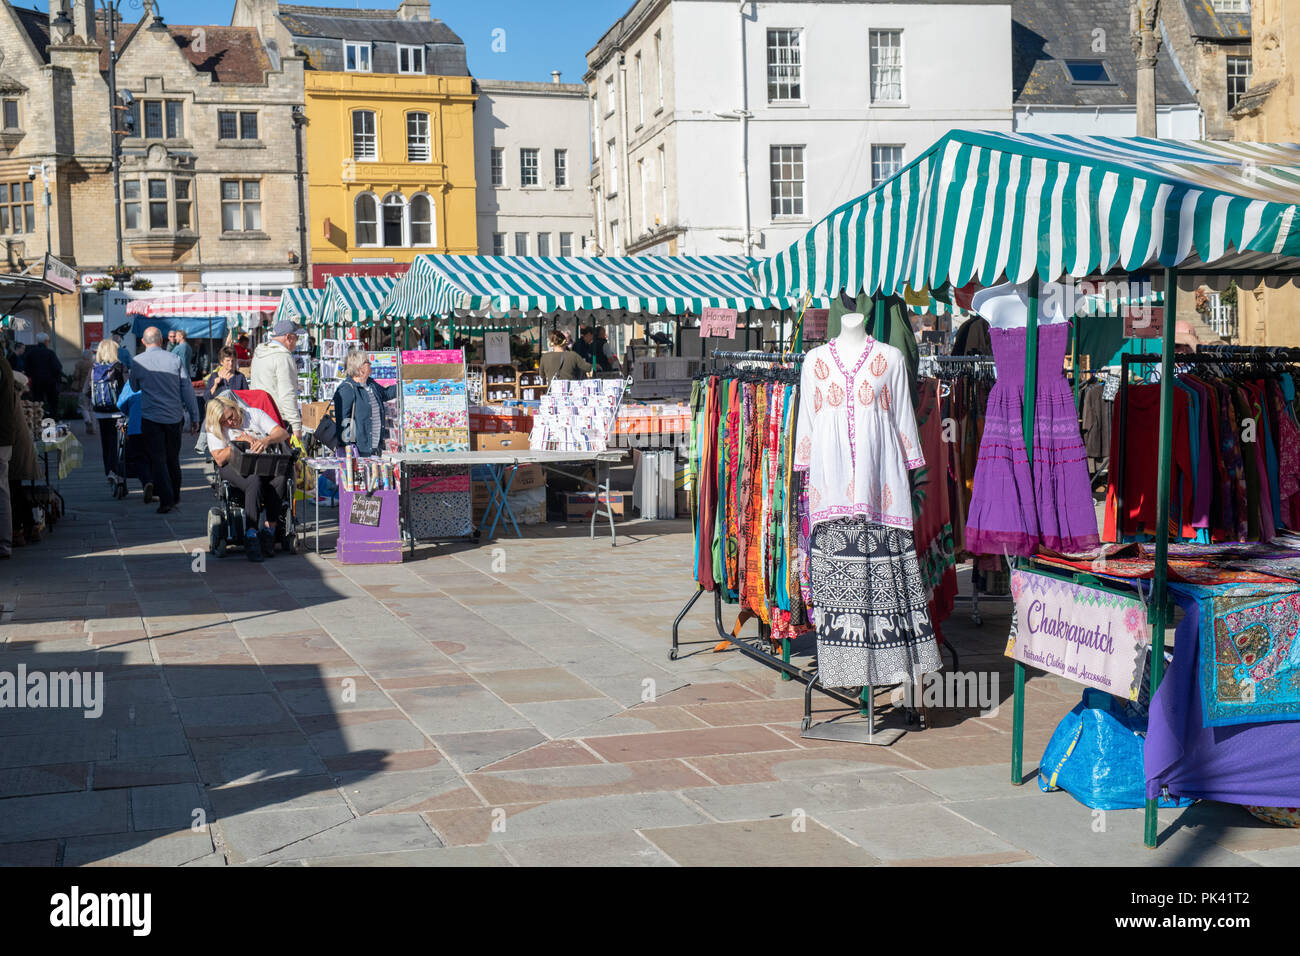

{"left": 552, "top": 71, "right": 561, "bottom": 84}
{"left": 397, "top": 0, "right": 431, "bottom": 21}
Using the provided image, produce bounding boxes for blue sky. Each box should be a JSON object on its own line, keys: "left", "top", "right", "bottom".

{"left": 32, "top": 0, "right": 630, "bottom": 84}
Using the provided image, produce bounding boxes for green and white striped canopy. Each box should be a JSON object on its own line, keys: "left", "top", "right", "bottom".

{"left": 312, "top": 276, "right": 399, "bottom": 328}
{"left": 752, "top": 131, "right": 1300, "bottom": 302}
{"left": 274, "top": 288, "right": 325, "bottom": 326}
{"left": 385, "top": 254, "right": 821, "bottom": 320}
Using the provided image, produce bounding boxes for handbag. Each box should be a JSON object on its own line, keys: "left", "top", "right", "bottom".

{"left": 313, "top": 414, "right": 341, "bottom": 451}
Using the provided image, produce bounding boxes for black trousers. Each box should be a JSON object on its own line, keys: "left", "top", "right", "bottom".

{"left": 98, "top": 418, "right": 120, "bottom": 476}
{"left": 141, "top": 418, "right": 182, "bottom": 507}
{"left": 219, "top": 465, "right": 285, "bottom": 528}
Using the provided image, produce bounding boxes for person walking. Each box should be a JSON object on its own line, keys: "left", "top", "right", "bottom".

{"left": 539, "top": 329, "right": 591, "bottom": 382}
{"left": 22, "top": 332, "right": 62, "bottom": 420}
{"left": 250, "top": 319, "right": 303, "bottom": 438}
{"left": 128, "top": 326, "right": 199, "bottom": 514}
{"left": 172, "top": 330, "right": 196, "bottom": 380}
{"left": 331, "top": 351, "right": 398, "bottom": 456}
{"left": 71, "top": 349, "right": 96, "bottom": 435}
{"left": 90, "top": 339, "right": 128, "bottom": 487}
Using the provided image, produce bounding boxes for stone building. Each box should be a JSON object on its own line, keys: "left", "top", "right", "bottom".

{"left": 1231, "top": 0, "right": 1300, "bottom": 347}
{"left": 473, "top": 76, "right": 593, "bottom": 258}
{"left": 235, "top": 0, "right": 479, "bottom": 287}
{"left": 1161, "top": 0, "right": 1254, "bottom": 141}
{"left": 0, "top": 0, "right": 308, "bottom": 358}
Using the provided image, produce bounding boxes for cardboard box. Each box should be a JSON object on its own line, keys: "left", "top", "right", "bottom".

{"left": 503, "top": 463, "right": 544, "bottom": 492}
{"left": 471, "top": 431, "right": 530, "bottom": 451}
{"left": 563, "top": 491, "right": 627, "bottom": 522}
{"left": 300, "top": 401, "right": 331, "bottom": 431}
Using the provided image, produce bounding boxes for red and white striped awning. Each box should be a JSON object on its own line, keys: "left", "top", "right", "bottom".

{"left": 126, "top": 293, "right": 281, "bottom": 318}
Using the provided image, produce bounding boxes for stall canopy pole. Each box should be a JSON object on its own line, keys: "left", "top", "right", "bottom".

{"left": 1011, "top": 274, "right": 1040, "bottom": 786}
{"left": 1144, "top": 267, "right": 1179, "bottom": 849}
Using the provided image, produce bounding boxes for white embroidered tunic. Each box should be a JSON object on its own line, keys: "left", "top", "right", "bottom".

{"left": 794, "top": 338, "right": 924, "bottom": 532}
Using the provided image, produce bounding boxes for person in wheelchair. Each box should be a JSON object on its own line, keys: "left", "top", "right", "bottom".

{"left": 205, "top": 394, "right": 289, "bottom": 562}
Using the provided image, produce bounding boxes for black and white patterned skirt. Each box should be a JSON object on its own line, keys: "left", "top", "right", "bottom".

{"left": 810, "top": 518, "right": 941, "bottom": 688}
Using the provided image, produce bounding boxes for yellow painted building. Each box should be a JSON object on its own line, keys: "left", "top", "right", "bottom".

{"left": 303, "top": 70, "right": 478, "bottom": 281}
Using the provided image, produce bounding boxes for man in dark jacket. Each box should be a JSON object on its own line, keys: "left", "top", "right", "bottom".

{"left": 0, "top": 352, "right": 15, "bottom": 557}
{"left": 22, "top": 333, "right": 62, "bottom": 419}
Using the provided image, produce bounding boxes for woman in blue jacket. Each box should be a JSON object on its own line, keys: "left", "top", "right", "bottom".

{"left": 331, "top": 350, "right": 398, "bottom": 456}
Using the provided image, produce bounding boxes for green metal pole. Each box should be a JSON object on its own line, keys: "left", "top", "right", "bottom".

{"left": 872, "top": 296, "right": 885, "bottom": 339}
{"left": 1011, "top": 275, "right": 1040, "bottom": 786}
{"left": 1144, "top": 268, "right": 1179, "bottom": 849}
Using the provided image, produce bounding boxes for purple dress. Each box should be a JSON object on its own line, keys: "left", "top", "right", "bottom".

{"left": 964, "top": 323, "right": 1099, "bottom": 556}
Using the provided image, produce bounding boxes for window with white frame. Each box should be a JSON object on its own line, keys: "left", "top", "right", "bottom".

{"left": 221, "top": 179, "right": 261, "bottom": 232}
{"left": 770, "top": 145, "right": 804, "bottom": 218}
{"left": 490, "top": 147, "right": 504, "bottom": 187}
{"left": 410, "top": 193, "right": 433, "bottom": 245}
{"left": 0, "top": 181, "right": 33, "bottom": 234}
{"left": 381, "top": 193, "right": 405, "bottom": 247}
{"left": 555, "top": 149, "right": 568, "bottom": 187}
{"left": 397, "top": 44, "right": 425, "bottom": 74}
{"left": 869, "top": 30, "right": 903, "bottom": 103}
{"left": 871, "top": 145, "right": 903, "bottom": 187}
{"left": 654, "top": 31, "right": 664, "bottom": 108}
{"left": 767, "top": 29, "right": 802, "bottom": 102}
{"left": 514, "top": 232, "right": 528, "bottom": 256}
{"left": 590, "top": 96, "right": 599, "bottom": 154}
{"left": 635, "top": 52, "right": 644, "bottom": 126}
{"left": 122, "top": 180, "right": 141, "bottom": 231}
{"left": 355, "top": 193, "right": 378, "bottom": 246}
{"left": 638, "top": 158, "right": 647, "bottom": 232}
{"left": 520, "top": 148, "right": 539, "bottom": 187}
{"left": 611, "top": 220, "right": 620, "bottom": 254}
{"left": 352, "top": 110, "right": 377, "bottom": 161}
{"left": 537, "top": 232, "right": 550, "bottom": 256}
{"left": 345, "top": 41, "right": 371, "bottom": 72}
{"left": 607, "top": 141, "right": 618, "bottom": 195}
{"left": 492, "top": 232, "right": 506, "bottom": 256}
{"left": 407, "top": 112, "right": 431, "bottom": 162}
{"left": 658, "top": 144, "right": 667, "bottom": 224}
{"left": 605, "top": 75, "right": 615, "bottom": 115}
{"left": 559, "top": 232, "right": 573, "bottom": 256}
{"left": 174, "top": 178, "right": 192, "bottom": 230}
{"left": 1227, "top": 54, "right": 1253, "bottom": 110}
{"left": 1211, "top": 0, "right": 1248, "bottom": 12}
{"left": 148, "top": 178, "right": 168, "bottom": 229}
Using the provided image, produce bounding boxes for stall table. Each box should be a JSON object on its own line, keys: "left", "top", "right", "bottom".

{"left": 385, "top": 449, "right": 629, "bottom": 548}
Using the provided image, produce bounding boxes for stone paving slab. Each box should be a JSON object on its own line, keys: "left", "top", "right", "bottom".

{"left": 4, "top": 433, "right": 1296, "bottom": 866}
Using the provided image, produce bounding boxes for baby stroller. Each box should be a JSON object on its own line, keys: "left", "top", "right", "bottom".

{"left": 206, "top": 389, "right": 300, "bottom": 558}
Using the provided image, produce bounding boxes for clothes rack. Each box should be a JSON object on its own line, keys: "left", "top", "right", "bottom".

{"left": 672, "top": 349, "right": 953, "bottom": 741}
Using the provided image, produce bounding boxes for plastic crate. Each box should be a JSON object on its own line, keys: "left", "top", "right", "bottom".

{"left": 229, "top": 443, "right": 294, "bottom": 479}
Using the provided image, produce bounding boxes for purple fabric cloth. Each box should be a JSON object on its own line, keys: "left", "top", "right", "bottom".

{"left": 965, "top": 323, "right": 1100, "bottom": 556}
{"left": 1145, "top": 592, "right": 1300, "bottom": 804}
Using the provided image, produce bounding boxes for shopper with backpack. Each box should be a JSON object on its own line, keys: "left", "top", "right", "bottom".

{"left": 91, "top": 339, "right": 127, "bottom": 485}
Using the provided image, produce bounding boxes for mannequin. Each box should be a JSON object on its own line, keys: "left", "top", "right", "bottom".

{"left": 970, "top": 281, "right": 1069, "bottom": 329}
{"left": 834, "top": 311, "right": 871, "bottom": 364}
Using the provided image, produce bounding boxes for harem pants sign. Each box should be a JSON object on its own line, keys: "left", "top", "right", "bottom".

{"left": 1006, "top": 571, "right": 1151, "bottom": 700}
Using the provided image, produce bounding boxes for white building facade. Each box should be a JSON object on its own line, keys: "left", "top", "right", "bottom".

{"left": 585, "top": 0, "right": 1013, "bottom": 258}
{"left": 473, "top": 78, "right": 594, "bottom": 257}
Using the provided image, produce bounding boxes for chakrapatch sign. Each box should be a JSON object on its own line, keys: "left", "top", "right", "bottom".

{"left": 1006, "top": 570, "right": 1151, "bottom": 700}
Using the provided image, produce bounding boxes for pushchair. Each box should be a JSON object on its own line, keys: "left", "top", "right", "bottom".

{"left": 109, "top": 417, "right": 129, "bottom": 499}
{"left": 205, "top": 389, "right": 300, "bottom": 558}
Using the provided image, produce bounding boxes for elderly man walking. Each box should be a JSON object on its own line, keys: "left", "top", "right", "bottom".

{"left": 171, "top": 330, "right": 196, "bottom": 379}
{"left": 250, "top": 319, "right": 303, "bottom": 437}
{"left": 129, "top": 326, "right": 199, "bottom": 514}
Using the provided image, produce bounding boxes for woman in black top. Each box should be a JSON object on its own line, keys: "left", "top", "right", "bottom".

{"left": 205, "top": 346, "right": 250, "bottom": 399}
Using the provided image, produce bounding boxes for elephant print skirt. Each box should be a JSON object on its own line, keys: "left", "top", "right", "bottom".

{"left": 810, "top": 518, "right": 941, "bottom": 688}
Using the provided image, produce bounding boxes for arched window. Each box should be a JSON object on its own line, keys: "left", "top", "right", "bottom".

{"left": 409, "top": 193, "right": 434, "bottom": 246}
{"left": 381, "top": 192, "right": 407, "bottom": 247}
{"left": 355, "top": 192, "right": 378, "bottom": 246}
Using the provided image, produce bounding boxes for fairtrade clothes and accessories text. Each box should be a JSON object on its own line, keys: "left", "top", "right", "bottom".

{"left": 1006, "top": 570, "right": 1150, "bottom": 701}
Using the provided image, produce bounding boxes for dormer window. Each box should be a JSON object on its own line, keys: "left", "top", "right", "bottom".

{"left": 345, "top": 41, "right": 372, "bottom": 72}
{"left": 398, "top": 44, "right": 424, "bottom": 74}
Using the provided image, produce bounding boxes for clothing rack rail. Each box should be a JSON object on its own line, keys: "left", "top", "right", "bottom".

{"left": 672, "top": 348, "right": 954, "bottom": 741}
{"left": 1115, "top": 350, "right": 1299, "bottom": 535}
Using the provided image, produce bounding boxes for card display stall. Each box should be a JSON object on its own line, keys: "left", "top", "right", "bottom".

{"left": 529, "top": 378, "right": 628, "bottom": 453}
{"left": 399, "top": 349, "right": 473, "bottom": 539}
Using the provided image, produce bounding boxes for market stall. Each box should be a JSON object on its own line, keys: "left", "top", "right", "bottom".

{"left": 705, "top": 130, "right": 1300, "bottom": 843}
{"left": 126, "top": 292, "right": 280, "bottom": 373}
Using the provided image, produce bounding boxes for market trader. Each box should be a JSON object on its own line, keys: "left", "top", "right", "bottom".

{"left": 129, "top": 326, "right": 199, "bottom": 514}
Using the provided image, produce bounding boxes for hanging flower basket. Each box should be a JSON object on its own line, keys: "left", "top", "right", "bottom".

{"left": 131, "top": 278, "right": 153, "bottom": 291}
{"left": 91, "top": 278, "right": 115, "bottom": 293}
{"left": 108, "top": 266, "right": 135, "bottom": 284}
